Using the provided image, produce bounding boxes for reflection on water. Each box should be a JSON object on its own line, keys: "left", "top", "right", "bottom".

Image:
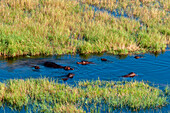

{"left": 0, "top": 46, "right": 169, "bottom": 112}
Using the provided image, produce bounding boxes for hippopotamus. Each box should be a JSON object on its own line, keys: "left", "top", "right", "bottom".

{"left": 67, "top": 73, "right": 75, "bottom": 78}
{"left": 44, "top": 62, "right": 74, "bottom": 70}
{"left": 101, "top": 58, "right": 107, "bottom": 61}
{"left": 64, "top": 66, "right": 74, "bottom": 70}
{"left": 32, "top": 66, "right": 40, "bottom": 69}
{"left": 44, "top": 62, "right": 64, "bottom": 68}
{"left": 77, "top": 61, "right": 94, "bottom": 65}
{"left": 134, "top": 56, "right": 143, "bottom": 59}
{"left": 61, "top": 73, "right": 75, "bottom": 81}
{"left": 122, "top": 72, "right": 137, "bottom": 78}
{"left": 62, "top": 77, "right": 69, "bottom": 81}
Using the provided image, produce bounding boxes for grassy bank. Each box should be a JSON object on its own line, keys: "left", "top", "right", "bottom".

{"left": 0, "top": 78, "right": 168, "bottom": 112}
{"left": 0, "top": 0, "right": 169, "bottom": 57}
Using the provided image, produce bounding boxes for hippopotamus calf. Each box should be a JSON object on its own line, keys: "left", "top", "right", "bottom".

{"left": 44, "top": 62, "right": 64, "bottom": 68}
{"left": 122, "top": 72, "right": 137, "bottom": 78}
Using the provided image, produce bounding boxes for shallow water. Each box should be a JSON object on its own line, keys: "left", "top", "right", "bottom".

{"left": 0, "top": 46, "right": 169, "bottom": 112}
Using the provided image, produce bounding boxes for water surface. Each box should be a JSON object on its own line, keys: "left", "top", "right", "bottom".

{"left": 0, "top": 48, "right": 169, "bottom": 85}
{"left": 0, "top": 46, "right": 169, "bottom": 112}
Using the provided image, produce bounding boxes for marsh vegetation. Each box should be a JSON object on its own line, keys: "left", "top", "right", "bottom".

{"left": 0, "top": 78, "right": 168, "bottom": 112}
{"left": 0, "top": 0, "right": 169, "bottom": 57}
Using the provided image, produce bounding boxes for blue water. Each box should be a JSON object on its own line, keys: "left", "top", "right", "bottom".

{"left": 0, "top": 48, "right": 169, "bottom": 86}
{"left": 0, "top": 46, "right": 169, "bottom": 112}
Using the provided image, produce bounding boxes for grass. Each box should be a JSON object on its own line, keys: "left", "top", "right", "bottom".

{"left": 0, "top": 0, "right": 169, "bottom": 57}
{"left": 0, "top": 78, "right": 168, "bottom": 112}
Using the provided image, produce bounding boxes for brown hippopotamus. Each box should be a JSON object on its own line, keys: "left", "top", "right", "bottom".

{"left": 101, "top": 58, "right": 107, "bottom": 61}
{"left": 122, "top": 72, "right": 137, "bottom": 78}
{"left": 77, "top": 61, "right": 94, "bottom": 65}
{"left": 64, "top": 66, "right": 74, "bottom": 70}
{"left": 32, "top": 66, "right": 40, "bottom": 69}
{"left": 134, "top": 56, "right": 143, "bottom": 59}
{"left": 61, "top": 73, "right": 75, "bottom": 81}
{"left": 44, "top": 62, "right": 74, "bottom": 70}
{"left": 67, "top": 73, "right": 75, "bottom": 78}
{"left": 44, "top": 62, "right": 64, "bottom": 68}
{"left": 62, "top": 77, "right": 69, "bottom": 81}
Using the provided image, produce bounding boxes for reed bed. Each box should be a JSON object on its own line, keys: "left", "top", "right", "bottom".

{"left": 0, "top": 78, "right": 168, "bottom": 112}
{"left": 80, "top": 0, "right": 170, "bottom": 46}
{"left": 0, "top": 0, "right": 169, "bottom": 57}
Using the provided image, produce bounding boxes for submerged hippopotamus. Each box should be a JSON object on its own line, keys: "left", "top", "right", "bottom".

{"left": 64, "top": 66, "right": 74, "bottom": 70}
{"left": 61, "top": 73, "right": 75, "bottom": 81}
{"left": 77, "top": 61, "right": 94, "bottom": 65}
{"left": 122, "top": 72, "right": 137, "bottom": 78}
{"left": 101, "top": 58, "right": 107, "bottom": 61}
{"left": 134, "top": 56, "right": 143, "bottom": 59}
{"left": 62, "top": 77, "right": 69, "bottom": 81}
{"left": 32, "top": 66, "right": 40, "bottom": 69}
{"left": 67, "top": 73, "right": 75, "bottom": 78}
{"left": 44, "top": 62, "right": 74, "bottom": 70}
{"left": 44, "top": 62, "right": 64, "bottom": 68}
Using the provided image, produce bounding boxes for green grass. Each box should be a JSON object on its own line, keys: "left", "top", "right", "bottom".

{"left": 0, "top": 78, "right": 168, "bottom": 112}
{"left": 0, "top": 0, "right": 169, "bottom": 57}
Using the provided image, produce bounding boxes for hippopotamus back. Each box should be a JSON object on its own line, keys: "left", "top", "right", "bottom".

{"left": 44, "top": 62, "right": 64, "bottom": 68}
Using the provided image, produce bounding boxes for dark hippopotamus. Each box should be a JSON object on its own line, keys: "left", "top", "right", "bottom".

{"left": 62, "top": 77, "right": 69, "bottom": 81}
{"left": 101, "top": 58, "right": 107, "bottom": 61}
{"left": 44, "top": 62, "right": 74, "bottom": 70}
{"left": 44, "top": 62, "right": 64, "bottom": 68}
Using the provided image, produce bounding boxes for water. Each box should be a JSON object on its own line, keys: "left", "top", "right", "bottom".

{"left": 0, "top": 48, "right": 169, "bottom": 86}
{"left": 0, "top": 46, "right": 169, "bottom": 112}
